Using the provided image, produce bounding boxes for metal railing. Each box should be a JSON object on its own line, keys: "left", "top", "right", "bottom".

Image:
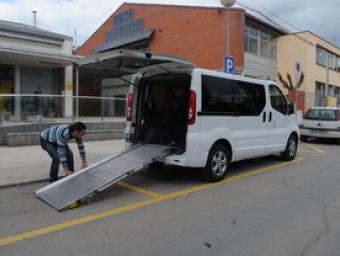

{"left": 0, "top": 94, "right": 127, "bottom": 124}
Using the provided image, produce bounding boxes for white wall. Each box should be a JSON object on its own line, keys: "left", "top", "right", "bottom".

{"left": 243, "top": 53, "right": 277, "bottom": 80}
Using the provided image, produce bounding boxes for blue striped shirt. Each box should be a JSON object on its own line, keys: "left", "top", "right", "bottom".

{"left": 41, "top": 124, "right": 86, "bottom": 167}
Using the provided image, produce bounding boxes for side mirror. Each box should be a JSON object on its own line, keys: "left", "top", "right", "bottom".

{"left": 288, "top": 103, "right": 295, "bottom": 115}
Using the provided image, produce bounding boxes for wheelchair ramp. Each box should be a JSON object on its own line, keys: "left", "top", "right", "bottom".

{"left": 35, "top": 144, "right": 169, "bottom": 211}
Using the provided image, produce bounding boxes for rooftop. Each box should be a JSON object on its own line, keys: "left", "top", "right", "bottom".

{"left": 0, "top": 19, "right": 72, "bottom": 41}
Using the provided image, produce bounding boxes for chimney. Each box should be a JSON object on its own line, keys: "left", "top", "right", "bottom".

{"left": 32, "top": 11, "right": 37, "bottom": 27}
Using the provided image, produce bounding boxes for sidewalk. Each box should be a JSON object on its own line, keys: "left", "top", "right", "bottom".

{"left": 0, "top": 139, "right": 126, "bottom": 188}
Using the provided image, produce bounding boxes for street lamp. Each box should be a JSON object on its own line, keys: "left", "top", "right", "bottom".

{"left": 220, "top": 0, "right": 236, "bottom": 58}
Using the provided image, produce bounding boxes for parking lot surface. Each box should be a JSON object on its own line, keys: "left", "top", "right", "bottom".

{"left": 1, "top": 140, "right": 340, "bottom": 256}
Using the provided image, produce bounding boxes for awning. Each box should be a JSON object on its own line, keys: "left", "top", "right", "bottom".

{"left": 0, "top": 46, "right": 81, "bottom": 67}
{"left": 95, "top": 29, "right": 154, "bottom": 53}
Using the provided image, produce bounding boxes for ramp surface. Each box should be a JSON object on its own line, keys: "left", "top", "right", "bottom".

{"left": 35, "top": 144, "right": 169, "bottom": 211}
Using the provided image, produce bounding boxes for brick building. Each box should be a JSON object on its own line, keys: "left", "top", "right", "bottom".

{"left": 76, "top": 3, "right": 285, "bottom": 109}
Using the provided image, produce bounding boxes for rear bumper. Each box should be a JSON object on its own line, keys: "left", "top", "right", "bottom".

{"left": 300, "top": 128, "right": 340, "bottom": 139}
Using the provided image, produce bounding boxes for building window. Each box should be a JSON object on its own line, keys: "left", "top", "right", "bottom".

{"left": 315, "top": 82, "right": 325, "bottom": 107}
{"left": 0, "top": 64, "right": 15, "bottom": 114}
{"left": 245, "top": 25, "right": 276, "bottom": 60}
{"left": 316, "top": 46, "right": 338, "bottom": 70}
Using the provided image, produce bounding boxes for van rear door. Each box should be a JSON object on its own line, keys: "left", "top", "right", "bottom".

{"left": 78, "top": 49, "right": 194, "bottom": 80}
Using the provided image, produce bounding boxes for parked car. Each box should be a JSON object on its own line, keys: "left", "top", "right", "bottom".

{"left": 123, "top": 57, "right": 299, "bottom": 182}
{"left": 300, "top": 107, "right": 340, "bottom": 142}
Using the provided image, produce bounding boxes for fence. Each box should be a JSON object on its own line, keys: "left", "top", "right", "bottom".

{"left": 0, "top": 94, "right": 127, "bottom": 124}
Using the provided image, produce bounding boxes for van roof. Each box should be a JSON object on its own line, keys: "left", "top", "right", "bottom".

{"left": 194, "top": 68, "right": 276, "bottom": 85}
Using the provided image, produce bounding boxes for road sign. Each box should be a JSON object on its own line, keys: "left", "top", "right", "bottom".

{"left": 224, "top": 56, "right": 235, "bottom": 74}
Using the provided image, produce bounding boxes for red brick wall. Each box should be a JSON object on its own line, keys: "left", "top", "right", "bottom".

{"left": 76, "top": 4, "right": 245, "bottom": 70}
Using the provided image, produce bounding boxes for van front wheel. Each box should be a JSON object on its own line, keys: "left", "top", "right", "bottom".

{"left": 202, "top": 144, "right": 230, "bottom": 182}
{"left": 281, "top": 135, "right": 298, "bottom": 161}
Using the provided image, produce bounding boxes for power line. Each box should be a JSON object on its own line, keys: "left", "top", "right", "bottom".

{"left": 236, "top": 0, "right": 315, "bottom": 46}
{"left": 241, "top": 0, "right": 303, "bottom": 32}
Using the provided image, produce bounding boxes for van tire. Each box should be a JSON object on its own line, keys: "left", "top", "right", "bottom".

{"left": 202, "top": 144, "right": 230, "bottom": 182}
{"left": 281, "top": 135, "right": 298, "bottom": 161}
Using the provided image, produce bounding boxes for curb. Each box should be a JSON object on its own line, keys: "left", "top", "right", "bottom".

{"left": 0, "top": 178, "right": 49, "bottom": 189}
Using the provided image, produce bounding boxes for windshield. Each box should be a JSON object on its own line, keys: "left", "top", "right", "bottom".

{"left": 304, "top": 109, "right": 338, "bottom": 121}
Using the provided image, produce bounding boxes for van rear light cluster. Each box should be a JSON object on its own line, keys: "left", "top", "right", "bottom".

{"left": 126, "top": 93, "right": 133, "bottom": 122}
{"left": 299, "top": 124, "right": 304, "bottom": 129}
{"left": 188, "top": 90, "right": 196, "bottom": 125}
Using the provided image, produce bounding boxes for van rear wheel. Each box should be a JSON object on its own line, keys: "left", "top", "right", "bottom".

{"left": 281, "top": 135, "right": 298, "bottom": 161}
{"left": 202, "top": 144, "right": 230, "bottom": 182}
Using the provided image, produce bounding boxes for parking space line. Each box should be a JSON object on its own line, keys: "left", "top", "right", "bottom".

{"left": 117, "top": 181, "right": 163, "bottom": 198}
{"left": 0, "top": 156, "right": 305, "bottom": 247}
{"left": 302, "top": 143, "right": 325, "bottom": 154}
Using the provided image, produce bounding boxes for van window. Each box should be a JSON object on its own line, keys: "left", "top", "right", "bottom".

{"left": 270, "top": 85, "right": 288, "bottom": 115}
{"left": 202, "top": 75, "right": 236, "bottom": 114}
{"left": 237, "top": 82, "right": 266, "bottom": 116}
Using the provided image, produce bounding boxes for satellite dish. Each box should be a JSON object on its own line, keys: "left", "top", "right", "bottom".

{"left": 220, "top": 0, "right": 236, "bottom": 7}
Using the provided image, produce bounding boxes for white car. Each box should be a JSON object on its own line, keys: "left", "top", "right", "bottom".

{"left": 121, "top": 52, "right": 299, "bottom": 182}
{"left": 300, "top": 107, "right": 340, "bottom": 142}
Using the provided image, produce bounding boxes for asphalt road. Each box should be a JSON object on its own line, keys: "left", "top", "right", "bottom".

{"left": 1, "top": 140, "right": 340, "bottom": 256}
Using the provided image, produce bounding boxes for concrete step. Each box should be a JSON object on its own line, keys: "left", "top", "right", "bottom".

{"left": 4, "top": 129, "right": 124, "bottom": 146}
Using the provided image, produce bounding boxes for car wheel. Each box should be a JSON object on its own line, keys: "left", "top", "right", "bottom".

{"left": 201, "top": 144, "right": 230, "bottom": 182}
{"left": 281, "top": 135, "right": 298, "bottom": 161}
{"left": 300, "top": 135, "right": 308, "bottom": 142}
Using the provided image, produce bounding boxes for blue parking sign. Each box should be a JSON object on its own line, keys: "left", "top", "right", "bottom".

{"left": 224, "top": 56, "right": 235, "bottom": 74}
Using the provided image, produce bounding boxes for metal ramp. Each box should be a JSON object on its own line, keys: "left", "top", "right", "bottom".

{"left": 35, "top": 144, "right": 169, "bottom": 211}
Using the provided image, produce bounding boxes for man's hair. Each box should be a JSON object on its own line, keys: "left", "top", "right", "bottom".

{"left": 69, "top": 122, "right": 87, "bottom": 133}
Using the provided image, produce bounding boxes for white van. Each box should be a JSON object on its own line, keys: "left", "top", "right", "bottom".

{"left": 124, "top": 71, "right": 299, "bottom": 182}
{"left": 80, "top": 50, "right": 298, "bottom": 182}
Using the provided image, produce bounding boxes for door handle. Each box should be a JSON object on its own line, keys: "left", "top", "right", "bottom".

{"left": 262, "top": 111, "right": 266, "bottom": 122}
{"left": 269, "top": 112, "right": 272, "bottom": 122}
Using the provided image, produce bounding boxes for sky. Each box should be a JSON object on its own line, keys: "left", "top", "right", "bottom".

{"left": 0, "top": 0, "right": 339, "bottom": 48}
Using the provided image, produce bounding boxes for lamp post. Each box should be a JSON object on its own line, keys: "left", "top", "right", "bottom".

{"left": 220, "top": 0, "right": 236, "bottom": 57}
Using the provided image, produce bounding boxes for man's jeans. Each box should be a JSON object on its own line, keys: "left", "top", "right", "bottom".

{"left": 40, "top": 138, "right": 74, "bottom": 183}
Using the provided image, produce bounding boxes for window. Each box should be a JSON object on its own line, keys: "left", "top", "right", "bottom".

{"left": 0, "top": 64, "right": 15, "bottom": 114}
{"left": 315, "top": 83, "right": 325, "bottom": 107}
{"left": 245, "top": 25, "right": 276, "bottom": 60}
{"left": 237, "top": 82, "right": 266, "bottom": 116}
{"left": 316, "top": 46, "right": 338, "bottom": 70}
{"left": 270, "top": 85, "right": 288, "bottom": 115}
{"left": 201, "top": 75, "right": 236, "bottom": 114}
{"left": 304, "top": 109, "right": 338, "bottom": 121}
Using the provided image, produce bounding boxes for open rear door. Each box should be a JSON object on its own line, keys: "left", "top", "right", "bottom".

{"left": 78, "top": 49, "right": 194, "bottom": 80}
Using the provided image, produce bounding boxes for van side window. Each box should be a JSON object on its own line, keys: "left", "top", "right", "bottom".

{"left": 270, "top": 85, "right": 288, "bottom": 115}
{"left": 202, "top": 75, "right": 236, "bottom": 114}
{"left": 237, "top": 82, "right": 266, "bottom": 116}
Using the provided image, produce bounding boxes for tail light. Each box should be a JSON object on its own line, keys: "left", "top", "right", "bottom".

{"left": 126, "top": 93, "right": 133, "bottom": 122}
{"left": 188, "top": 90, "right": 196, "bottom": 125}
{"left": 299, "top": 124, "right": 304, "bottom": 129}
{"left": 337, "top": 110, "right": 340, "bottom": 121}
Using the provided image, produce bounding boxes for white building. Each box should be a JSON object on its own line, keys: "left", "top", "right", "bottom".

{"left": 0, "top": 20, "right": 79, "bottom": 119}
